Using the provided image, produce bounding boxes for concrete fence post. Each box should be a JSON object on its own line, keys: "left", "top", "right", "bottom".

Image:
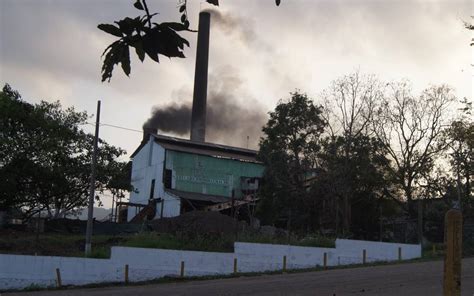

{"left": 362, "top": 249, "right": 367, "bottom": 264}
{"left": 55, "top": 268, "right": 62, "bottom": 287}
{"left": 180, "top": 261, "right": 185, "bottom": 278}
{"left": 124, "top": 264, "right": 129, "bottom": 284}
{"left": 282, "top": 255, "right": 287, "bottom": 272}
{"left": 233, "top": 258, "right": 238, "bottom": 274}
{"left": 323, "top": 252, "right": 327, "bottom": 269}
{"left": 443, "top": 209, "right": 462, "bottom": 296}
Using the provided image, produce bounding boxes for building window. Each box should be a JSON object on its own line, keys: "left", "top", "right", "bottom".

{"left": 149, "top": 179, "right": 155, "bottom": 200}
{"left": 164, "top": 169, "right": 172, "bottom": 189}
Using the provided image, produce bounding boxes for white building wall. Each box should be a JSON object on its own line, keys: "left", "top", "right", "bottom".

{"left": 160, "top": 191, "right": 181, "bottom": 218}
{"left": 128, "top": 137, "right": 181, "bottom": 221}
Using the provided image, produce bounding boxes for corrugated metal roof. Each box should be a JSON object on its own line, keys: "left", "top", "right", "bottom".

{"left": 131, "top": 133, "right": 260, "bottom": 162}
{"left": 165, "top": 189, "right": 229, "bottom": 203}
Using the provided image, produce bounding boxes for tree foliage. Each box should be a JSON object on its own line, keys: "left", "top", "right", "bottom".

{"left": 312, "top": 135, "right": 391, "bottom": 238}
{"left": 321, "top": 72, "right": 384, "bottom": 234}
{"left": 257, "top": 74, "right": 464, "bottom": 240}
{"left": 98, "top": 0, "right": 219, "bottom": 82}
{"left": 445, "top": 99, "right": 473, "bottom": 215}
{"left": 373, "top": 83, "right": 455, "bottom": 215}
{"left": 0, "top": 84, "right": 129, "bottom": 219}
{"left": 257, "top": 92, "right": 326, "bottom": 230}
{"left": 98, "top": 0, "right": 281, "bottom": 82}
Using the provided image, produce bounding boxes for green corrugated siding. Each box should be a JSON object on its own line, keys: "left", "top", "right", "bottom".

{"left": 165, "top": 150, "right": 263, "bottom": 198}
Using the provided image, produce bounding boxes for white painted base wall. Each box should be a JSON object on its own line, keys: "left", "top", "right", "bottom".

{"left": 0, "top": 239, "right": 421, "bottom": 290}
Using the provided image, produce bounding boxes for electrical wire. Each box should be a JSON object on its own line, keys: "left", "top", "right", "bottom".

{"left": 84, "top": 122, "right": 142, "bottom": 133}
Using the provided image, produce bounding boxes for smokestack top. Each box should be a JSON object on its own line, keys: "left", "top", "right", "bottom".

{"left": 190, "top": 10, "right": 211, "bottom": 143}
{"left": 142, "top": 127, "right": 158, "bottom": 142}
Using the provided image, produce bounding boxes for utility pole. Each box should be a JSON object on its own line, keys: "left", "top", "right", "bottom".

{"left": 85, "top": 100, "right": 101, "bottom": 256}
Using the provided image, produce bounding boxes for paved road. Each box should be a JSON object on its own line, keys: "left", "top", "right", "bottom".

{"left": 7, "top": 259, "right": 474, "bottom": 296}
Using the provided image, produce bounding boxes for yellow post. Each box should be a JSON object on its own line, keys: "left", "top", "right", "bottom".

{"left": 398, "top": 247, "right": 402, "bottom": 261}
{"left": 233, "top": 258, "right": 238, "bottom": 274}
{"left": 283, "top": 255, "right": 287, "bottom": 272}
{"left": 363, "top": 249, "right": 367, "bottom": 264}
{"left": 443, "top": 209, "right": 462, "bottom": 296}
{"left": 55, "top": 268, "right": 62, "bottom": 287}
{"left": 323, "top": 252, "right": 327, "bottom": 269}
{"left": 180, "top": 261, "right": 185, "bottom": 277}
{"left": 124, "top": 264, "right": 129, "bottom": 284}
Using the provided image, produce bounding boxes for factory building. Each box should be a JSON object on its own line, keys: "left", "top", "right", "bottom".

{"left": 126, "top": 133, "right": 264, "bottom": 222}
{"left": 125, "top": 11, "right": 264, "bottom": 222}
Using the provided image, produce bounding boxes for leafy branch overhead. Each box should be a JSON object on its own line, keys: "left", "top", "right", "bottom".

{"left": 98, "top": 0, "right": 281, "bottom": 82}
{"left": 98, "top": 0, "right": 218, "bottom": 82}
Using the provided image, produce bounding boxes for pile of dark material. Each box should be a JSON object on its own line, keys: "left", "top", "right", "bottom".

{"left": 149, "top": 211, "right": 248, "bottom": 236}
{"left": 46, "top": 219, "right": 142, "bottom": 235}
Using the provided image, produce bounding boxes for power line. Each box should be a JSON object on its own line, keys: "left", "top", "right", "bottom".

{"left": 84, "top": 122, "right": 143, "bottom": 133}
{"left": 101, "top": 123, "right": 142, "bottom": 133}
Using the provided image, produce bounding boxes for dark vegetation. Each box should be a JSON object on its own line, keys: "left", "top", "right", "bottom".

{"left": 98, "top": 0, "right": 281, "bottom": 82}
{"left": 0, "top": 211, "right": 334, "bottom": 258}
{"left": 0, "top": 84, "right": 130, "bottom": 220}
{"left": 256, "top": 73, "right": 472, "bottom": 245}
{"left": 1, "top": 70, "right": 472, "bottom": 255}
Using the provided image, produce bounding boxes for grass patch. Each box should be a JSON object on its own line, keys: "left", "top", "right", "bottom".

{"left": 1, "top": 231, "right": 337, "bottom": 258}
{"left": 122, "top": 232, "right": 234, "bottom": 252}
{"left": 238, "top": 233, "right": 335, "bottom": 248}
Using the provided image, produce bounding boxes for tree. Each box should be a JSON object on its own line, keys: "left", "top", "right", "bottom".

{"left": 465, "top": 17, "right": 473, "bottom": 46}
{"left": 373, "top": 83, "right": 455, "bottom": 216}
{"left": 0, "top": 84, "right": 128, "bottom": 219}
{"left": 311, "top": 134, "right": 391, "bottom": 238}
{"left": 257, "top": 92, "right": 326, "bottom": 231}
{"left": 321, "top": 72, "right": 384, "bottom": 234}
{"left": 98, "top": 0, "right": 281, "bottom": 82}
{"left": 445, "top": 99, "right": 473, "bottom": 215}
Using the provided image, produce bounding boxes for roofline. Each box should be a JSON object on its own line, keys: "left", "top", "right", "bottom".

{"left": 130, "top": 133, "right": 259, "bottom": 160}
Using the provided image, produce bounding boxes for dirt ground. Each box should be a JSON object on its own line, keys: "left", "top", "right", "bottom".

{"left": 149, "top": 211, "right": 247, "bottom": 235}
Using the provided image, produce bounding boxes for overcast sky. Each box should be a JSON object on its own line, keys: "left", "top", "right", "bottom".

{"left": 1, "top": 0, "right": 472, "bottom": 153}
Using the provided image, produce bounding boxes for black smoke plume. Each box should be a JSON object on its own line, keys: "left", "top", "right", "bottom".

{"left": 202, "top": 8, "right": 257, "bottom": 46}
{"left": 143, "top": 67, "right": 267, "bottom": 149}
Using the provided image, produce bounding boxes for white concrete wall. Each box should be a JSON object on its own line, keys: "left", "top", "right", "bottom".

{"left": 0, "top": 254, "right": 122, "bottom": 290}
{"left": 111, "top": 247, "right": 234, "bottom": 280}
{"left": 0, "top": 239, "right": 421, "bottom": 291}
{"left": 335, "top": 239, "right": 422, "bottom": 265}
{"left": 235, "top": 242, "right": 336, "bottom": 272}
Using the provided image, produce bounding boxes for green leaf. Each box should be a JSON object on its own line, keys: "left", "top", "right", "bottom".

{"left": 133, "top": 0, "right": 144, "bottom": 10}
{"left": 134, "top": 40, "right": 146, "bottom": 62}
{"left": 161, "top": 22, "right": 188, "bottom": 32}
{"left": 101, "top": 41, "right": 122, "bottom": 82}
{"left": 275, "top": 0, "right": 281, "bottom": 6}
{"left": 115, "top": 17, "right": 136, "bottom": 36}
{"left": 97, "top": 24, "right": 123, "bottom": 37}
{"left": 181, "top": 14, "right": 186, "bottom": 23}
{"left": 120, "top": 46, "right": 131, "bottom": 76}
{"left": 142, "top": 35, "right": 160, "bottom": 63}
{"left": 179, "top": 5, "right": 186, "bottom": 13}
